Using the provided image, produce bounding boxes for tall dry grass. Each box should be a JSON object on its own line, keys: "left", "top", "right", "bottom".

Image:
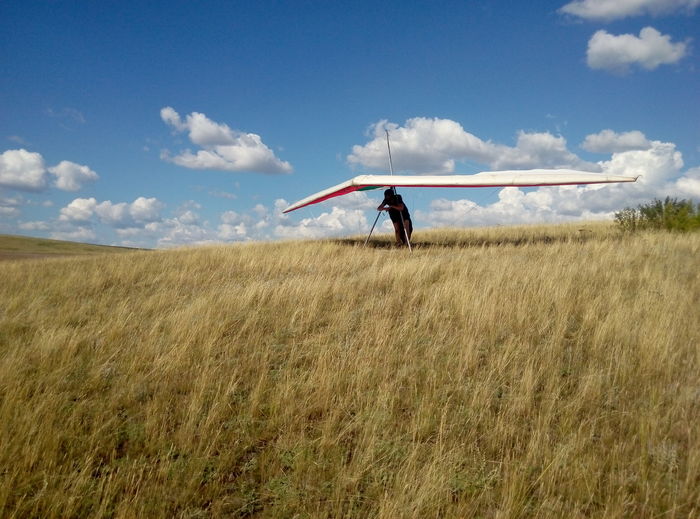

{"left": 0, "top": 224, "right": 698, "bottom": 518}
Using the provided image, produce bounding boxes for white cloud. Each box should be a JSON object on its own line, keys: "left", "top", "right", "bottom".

{"left": 95, "top": 197, "right": 164, "bottom": 227}
{"left": 347, "top": 118, "right": 493, "bottom": 173}
{"left": 18, "top": 220, "right": 51, "bottom": 231}
{"left": 216, "top": 208, "right": 263, "bottom": 241}
{"left": 252, "top": 204, "right": 268, "bottom": 219}
{"left": 587, "top": 27, "right": 688, "bottom": 73}
{"left": 125, "top": 197, "right": 164, "bottom": 223}
{"left": 218, "top": 221, "right": 249, "bottom": 241}
{"left": 1, "top": 149, "right": 100, "bottom": 193}
{"left": 605, "top": 139, "right": 682, "bottom": 175}
{"left": 417, "top": 138, "right": 699, "bottom": 228}
{"left": 160, "top": 106, "right": 186, "bottom": 132}
{"left": 152, "top": 218, "right": 218, "bottom": 248}
{"left": 59, "top": 197, "right": 98, "bottom": 222}
{"left": 274, "top": 206, "right": 368, "bottom": 240}
{"left": 559, "top": 0, "right": 700, "bottom": 21}
{"left": 116, "top": 206, "right": 221, "bottom": 248}
{"left": 160, "top": 107, "right": 293, "bottom": 174}
{"left": 674, "top": 167, "right": 700, "bottom": 197}
{"left": 322, "top": 190, "right": 378, "bottom": 210}
{"left": 62, "top": 201, "right": 214, "bottom": 248}
{"left": 59, "top": 196, "right": 164, "bottom": 227}
{"left": 581, "top": 129, "right": 652, "bottom": 153}
{"left": 49, "top": 160, "right": 99, "bottom": 191}
{"left": 0, "top": 149, "right": 48, "bottom": 191}
{"left": 418, "top": 188, "right": 566, "bottom": 228}
{"left": 220, "top": 209, "right": 246, "bottom": 226}
{"left": 490, "top": 131, "right": 598, "bottom": 170}
{"left": 347, "top": 118, "right": 598, "bottom": 173}
{"left": 216, "top": 198, "right": 372, "bottom": 242}
{"left": 176, "top": 210, "right": 198, "bottom": 225}
{"left": 0, "top": 206, "right": 20, "bottom": 217}
{"left": 0, "top": 194, "right": 23, "bottom": 218}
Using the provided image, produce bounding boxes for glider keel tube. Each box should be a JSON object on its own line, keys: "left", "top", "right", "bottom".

{"left": 283, "top": 169, "right": 638, "bottom": 213}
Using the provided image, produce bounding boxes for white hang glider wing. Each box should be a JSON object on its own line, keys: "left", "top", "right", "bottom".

{"left": 283, "top": 169, "right": 639, "bottom": 213}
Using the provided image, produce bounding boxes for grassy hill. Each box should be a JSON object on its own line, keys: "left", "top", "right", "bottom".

{"left": 0, "top": 234, "right": 139, "bottom": 261}
{"left": 0, "top": 224, "right": 698, "bottom": 518}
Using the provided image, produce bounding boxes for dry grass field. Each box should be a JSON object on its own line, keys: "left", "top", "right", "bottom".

{"left": 0, "top": 234, "right": 137, "bottom": 262}
{"left": 0, "top": 223, "right": 698, "bottom": 518}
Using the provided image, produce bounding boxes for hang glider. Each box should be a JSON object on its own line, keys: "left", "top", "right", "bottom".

{"left": 283, "top": 169, "right": 639, "bottom": 213}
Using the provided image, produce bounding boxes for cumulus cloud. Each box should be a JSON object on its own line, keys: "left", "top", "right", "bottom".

{"left": 1, "top": 149, "right": 99, "bottom": 193}
{"left": 121, "top": 197, "right": 164, "bottom": 224}
{"left": 49, "top": 161, "right": 99, "bottom": 191}
{"left": 59, "top": 196, "right": 164, "bottom": 227}
{"left": 0, "top": 206, "right": 20, "bottom": 217}
{"left": 418, "top": 138, "right": 698, "bottom": 229}
{"left": 115, "top": 203, "right": 265, "bottom": 248}
{"left": 490, "top": 131, "right": 598, "bottom": 170}
{"left": 160, "top": 107, "right": 292, "bottom": 174}
{"left": 419, "top": 188, "right": 566, "bottom": 228}
{"left": 59, "top": 197, "right": 98, "bottom": 223}
{"left": 147, "top": 218, "right": 218, "bottom": 248}
{"left": 176, "top": 210, "right": 200, "bottom": 226}
{"left": 581, "top": 129, "right": 652, "bottom": 153}
{"left": 559, "top": 0, "right": 700, "bottom": 21}
{"left": 49, "top": 196, "right": 167, "bottom": 247}
{"left": 587, "top": 27, "right": 689, "bottom": 73}
{"left": 347, "top": 118, "right": 598, "bottom": 173}
{"left": 274, "top": 206, "right": 368, "bottom": 240}
{"left": 324, "top": 191, "right": 377, "bottom": 211}
{"left": 600, "top": 140, "right": 683, "bottom": 189}
{"left": 0, "top": 194, "right": 23, "bottom": 218}
{"left": 18, "top": 220, "right": 51, "bottom": 231}
{"left": 674, "top": 167, "right": 700, "bottom": 197}
{"left": 215, "top": 207, "right": 263, "bottom": 241}
{"left": 52, "top": 200, "right": 215, "bottom": 248}
{"left": 218, "top": 220, "right": 249, "bottom": 241}
{"left": 348, "top": 118, "right": 495, "bottom": 173}
{"left": 0, "top": 149, "right": 47, "bottom": 191}
{"left": 214, "top": 197, "right": 371, "bottom": 243}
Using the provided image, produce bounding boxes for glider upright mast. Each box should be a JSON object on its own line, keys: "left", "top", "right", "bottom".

{"left": 386, "top": 130, "right": 412, "bottom": 251}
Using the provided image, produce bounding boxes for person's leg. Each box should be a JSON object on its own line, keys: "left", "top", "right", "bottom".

{"left": 405, "top": 219, "right": 413, "bottom": 242}
{"left": 392, "top": 222, "right": 404, "bottom": 245}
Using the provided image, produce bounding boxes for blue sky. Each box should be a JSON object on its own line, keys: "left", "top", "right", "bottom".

{"left": 1, "top": 0, "right": 699, "bottom": 247}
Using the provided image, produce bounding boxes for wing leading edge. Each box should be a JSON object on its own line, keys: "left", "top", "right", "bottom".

{"left": 283, "top": 169, "right": 639, "bottom": 213}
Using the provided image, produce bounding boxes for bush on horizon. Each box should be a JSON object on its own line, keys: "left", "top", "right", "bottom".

{"left": 615, "top": 197, "right": 700, "bottom": 232}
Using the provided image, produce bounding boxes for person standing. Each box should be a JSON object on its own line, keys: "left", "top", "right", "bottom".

{"left": 377, "top": 189, "right": 412, "bottom": 246}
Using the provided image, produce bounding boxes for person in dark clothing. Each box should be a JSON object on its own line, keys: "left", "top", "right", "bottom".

{"left": 377, "top": 189, "right": 412, "bottom": 246}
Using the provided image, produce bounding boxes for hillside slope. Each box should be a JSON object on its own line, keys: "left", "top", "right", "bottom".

{"left": 0, "top": 225, "right": 698, "bottom": 518}
{"left": 0, "top": 234, "right": 139, "bottom": 261}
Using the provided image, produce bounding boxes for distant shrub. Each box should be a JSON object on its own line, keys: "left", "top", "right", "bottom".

{"left": 615, "top": 197, "right": 700, "bottom": 232}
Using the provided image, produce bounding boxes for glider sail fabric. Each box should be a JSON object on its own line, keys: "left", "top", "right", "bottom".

{"left": 283, "top": 169, "right": 639, "bottom": 213}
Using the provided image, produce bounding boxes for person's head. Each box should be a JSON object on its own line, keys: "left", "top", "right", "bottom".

{"left": 383, "top": 189, "right": 395, "bottom": 203}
